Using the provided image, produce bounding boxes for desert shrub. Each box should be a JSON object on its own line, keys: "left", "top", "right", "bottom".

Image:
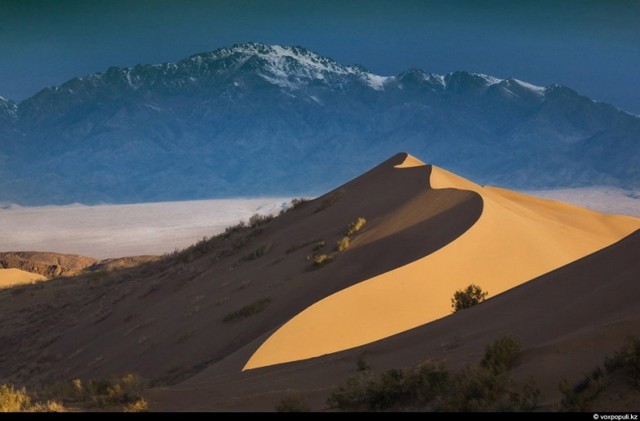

{"left": 327, "top": 371, "right": 377, "bottom": 411}
{"left": 289, "top": 198, "right": 308, "bottom": 210}
{"left": 336, "top": 236, "right": 350, "bottom": 252}
{"left": 242, "top": 243, "right": 272, "bottom": 261}
{"left": 80, "top": 373, "right": 147, "bottom": 407}
{"left": 444, "top": 366, "right": 538, "bottom": 412}
{"left": 29, "top": 400, "right": 65, "bottom": 412}
{"left": 314, "top": 190, "right": 344, "bottom": 213}
{"left": 275, "top": 396, "right": 310, "bottom": 412}
{"left": 123, "top": 398, "right": 148, "bottom": 412}
{"left": 444, "top": 366, "right": 508, "bottom": 411}
{"left": 345, "top": 217, "right": 367, "bottom": 236}
{"left": 0, "top": 384, "right": 31, "bottom": 412}
{"left": 481, "top": 335, "right": 521, "bottom": 374}
{"left": 451, "top": 284, "right": 488, "bottom": 312}
{"left": 249, "top": 213, "right": 273, "bottom": 229}
{"left": 308, "top": 254, "right": 334, "bottom": 270}
{"left": 559, "top": 367, "right": 605, "bottom": 411}
{"left": 357, "top": 355, "right": 370, "bottom": 372}
{"left": 170, "top": 215, "right": 272, "bottom": 264}
{"left": 0, "top": 384, "right": 65, "bottom": 412}
{"left": 604, "top": 336, "right": 640, "bottom": 388}
{"left": 328, "top": 363, "right": 451, "bottom": 411}
{"left": 327, "top": 338, "right": 540, "bottom": 412}
{"left": 222, "top": 297, "right": 272, "bottom": 323}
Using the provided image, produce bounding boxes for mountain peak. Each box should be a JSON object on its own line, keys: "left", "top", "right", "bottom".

{"left": 187, "top": 42, "right": 390, "bottom": 90}
{"left": 0, "top": 96, "right": 17, "bottom": 119}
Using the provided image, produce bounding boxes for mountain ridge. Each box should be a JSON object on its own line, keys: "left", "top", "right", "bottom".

{"left": 1, "top": 42, "right": 639, "bottom": 205}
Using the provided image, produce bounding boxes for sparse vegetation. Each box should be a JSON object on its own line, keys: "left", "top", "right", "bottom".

{"left": 451, "top": 284, "right": 488, "bottom": 312}
{"left": 357, "top": 354, "right": 370, "bottom": 372}
{"left": 0, "top": 384, "right": 32, "bottom": 412}
{"left": 559, "top": 368, "right": 606, "bottom": 411}
{"left": 248, "top": 213, "right": 274, "bottom": 229}
{"left": 336, "top": 236, "right": 350, "bottom": 252}
{"left": 1, "top": 384, "right": 66, "bottom": 412}
{"left": 222, "top": 297, "right": 273, "bottom": 323}
{"left": 444, "top": 367, "right": 539, "bottom": 412}
{"left": 308, "top": 254, "right": 334, "bottom": 270}
{"left": 279, "top": 197, "right": 308, "bottom": 215}
{"left": 0, "top": 384, "right": 66, "bottom": 413}
{"left": 30, "top": 373, "right": 148, "bottom": 412}
{"left": 73, "top": 373, "right": 147, "bottom": 408}
{"left": 289, "top": 198, "right": 308, "bottom": 211}
{"left": 242, "top": 243, "right": 273, "bottom": 261}
{"left": 604, "top": 336, "right": 640, "bottom": 388}
{"left": 345, "top": 217, "right": 367, "bottom": 236}
{"left": 481, "top": 335, "right": 521, "bottom": 374}
{"left": 314, "top": 189, "right": 344, "bottom": 213}
{"left": 123, "top": 398, "right": 148, "bottom": 412}
{"left": 559, "top": 337, "right": 640, "bottom": 411}
{"left": 327, "top": 336, "right": 539, "bottom": 412}
{"left": 275, "top": 396, "right": 310, "bottom": 412}
{"left": 170, "top": 212, "right": 274, "bottom": 264}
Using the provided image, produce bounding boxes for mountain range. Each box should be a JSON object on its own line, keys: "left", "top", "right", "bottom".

{"left": 1, "top": 42, "right": 639, "bottom": 205}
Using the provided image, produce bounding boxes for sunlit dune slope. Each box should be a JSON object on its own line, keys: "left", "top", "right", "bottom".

{"left": 0, "top": 268, "right": 47, "bottom": 288}
{"left": 245, "top": 155, "right": 640, "bottom": 370}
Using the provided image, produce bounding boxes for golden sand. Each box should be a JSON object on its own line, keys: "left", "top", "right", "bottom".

{"left": 244, "top": 155, "right": 640, "bottom": 370}
{"left": 0, "top": 268, "right": 47, "bottom": 288}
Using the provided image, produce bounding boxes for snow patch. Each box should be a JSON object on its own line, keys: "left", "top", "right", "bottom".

{"left": 363, "top": 74, "right": 389, "bottom": 90}
{"left": 513, "top": 79, "right": 545, "bottom": 95}
{"left": 476, "top": 73, "right": 503, "bottom": 86}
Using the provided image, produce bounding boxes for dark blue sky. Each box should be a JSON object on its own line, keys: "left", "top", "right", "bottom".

{"left": 2, "top": 0, "right": 639, "bottom": 114}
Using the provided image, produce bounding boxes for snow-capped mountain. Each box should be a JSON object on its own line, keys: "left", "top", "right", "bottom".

{"left": 1, "top": 43, "right": 639, "bottom": 205}
{"left": 0, "top": 96, "right": 17, "bottom": 121}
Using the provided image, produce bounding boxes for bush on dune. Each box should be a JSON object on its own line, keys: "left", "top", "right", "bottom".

{"left": 451, "top": 284, "right": 488, "bottom": 312}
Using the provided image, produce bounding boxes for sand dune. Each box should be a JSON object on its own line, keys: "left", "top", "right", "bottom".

{"left": 0, "top": 268, "right": 47, "bottom": 288}
{"left": 245, "top": 155, "right": 640, "bottom": 369}
{"left": 2, "top": 152, "right": 639, "bottom": 412}
{"left": 154, "top": 229, "right": 640, "bottom": 411}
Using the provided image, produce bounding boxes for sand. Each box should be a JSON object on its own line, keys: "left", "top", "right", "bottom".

{"left": 0, "top": 268, "right": 47, "bottom": 288}
{"left": 2, "top": 152, "right": 639, "bottom": 411}
{"left": 244, "top": 155, "right": 640, "bottom": 369}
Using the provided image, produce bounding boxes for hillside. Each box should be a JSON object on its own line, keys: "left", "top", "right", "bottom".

{"left": 0, "top": 153, "right": 638, "bottom": 411}
{"left": 1, "top": 43, "right": 639, "bottom": 205}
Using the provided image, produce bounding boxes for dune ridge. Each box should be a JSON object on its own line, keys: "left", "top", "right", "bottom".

{"left": 244, "top": 154, "right": 640, "bottom": 370}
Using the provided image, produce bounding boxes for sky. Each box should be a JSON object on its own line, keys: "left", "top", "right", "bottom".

{"left": 1, "top": 0, "right": 639, "bottom": 114}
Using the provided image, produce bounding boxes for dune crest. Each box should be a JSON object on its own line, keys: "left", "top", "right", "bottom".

{"left": 393, "top": 153, "right": 427, "bottom": 168}
{"left": 244, "top": 160, "right": 640, "bottom": 370}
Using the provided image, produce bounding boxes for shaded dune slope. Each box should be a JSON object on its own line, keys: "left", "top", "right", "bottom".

{"left": 152, "top": 229, "right": 640, "bottom": 411}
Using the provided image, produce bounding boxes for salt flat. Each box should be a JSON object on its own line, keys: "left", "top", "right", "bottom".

{"left": 1, "top": 187, "right": 637, "bottom": 262}
{"left": 524, "top": 187, "right": 640, "bottom": 217}
{"left": 0, "top": 198, "right": 292, "bottom": 259}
